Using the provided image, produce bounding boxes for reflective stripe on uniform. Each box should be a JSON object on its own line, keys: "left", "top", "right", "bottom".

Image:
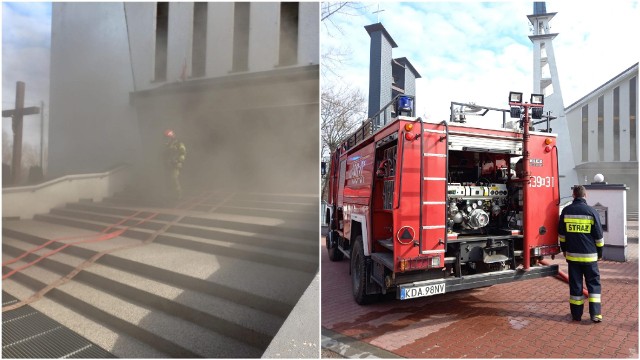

{"left": 565, "top": 252, "right": 598, "bottom": 262}
{"left": 589, "top": 293, "right": 601, "bottom": 303}
{"left": 569, "top": 295, "right": 585, "bottom": 305}
{"left": 563, "top": 215, "right": 595, "bottom": 223}
{"left": 595, "top": 238, "right": 604, "bottom": 247}
{"left": 558, "top": 234, "right": 565, "bottom": 243}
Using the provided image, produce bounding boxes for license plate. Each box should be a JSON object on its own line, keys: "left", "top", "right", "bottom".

{"left": 400, "top": 283, "right": 446, "bottom": 300}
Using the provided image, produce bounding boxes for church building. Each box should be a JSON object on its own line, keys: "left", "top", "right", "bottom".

{"left": 48, "top": 2, "right": 319, "bottom": 194}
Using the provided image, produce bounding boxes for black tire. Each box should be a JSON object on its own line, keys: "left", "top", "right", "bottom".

{"left": 351, "top": 235, "right": 374, "bottom": 305}
{"left": 326, "top": 230, "right": 344, "bottom": 261}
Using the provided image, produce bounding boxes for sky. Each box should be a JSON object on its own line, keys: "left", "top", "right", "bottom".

{"left": 1, "top": 1, "right": 639, "bottom": 151}
{"left": 321, "top": 1, "right": 640, "bottom": 126}
{"left": 2, "top": 2, "right": 51, "bottom": 152}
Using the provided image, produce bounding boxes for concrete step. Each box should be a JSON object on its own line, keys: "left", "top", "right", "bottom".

{"left": 59, "top": 203, "right": 318, "bottom": 252}
{"left": 222, "top": 199, "right": 317, "bottom": 213}
{"left": 2, "top": 191, "right": 318, "bottom": 358}
{"left": 216, "top": 205, "right": 318, "bottom": 222}
{"left": 231, "top": 192, "right": 317, "bottom": 204}
{"left": 3, "top": 281, "right": 166, "bottom": 358}
{"left": 3, "top": 223, "right": 309, "bottom": 313}
{"left": 47, "top": 205, "right": 318, "bottom": 256}
{"left": 65, "top": 201, "right": 318, "bottom": 240}
{"left": 34, "top": 213, "right": 119, "bottom": 234}
{"left": 3, "top": 241, "right": 280, "bottom": 351}
{"left": 27, "top": 212, "right": 318, "bottom": 273}
{"left": 64, "top": 202, "right": 178, "bottom": 222}
{"left": 152, "top": 232, "right": 317, "bottom": 273}
{"left": 6, "top": 265, "right": 261, "bottom": 357}
{"left": 50, "top": 208, "right": 166, "bottom": 231}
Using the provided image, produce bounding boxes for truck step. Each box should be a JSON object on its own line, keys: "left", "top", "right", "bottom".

{"left": 377, "top": 238, "right": 394, "bottom": 251}
{"left": 371, "top": 252, "right": 394, "bottom": 270}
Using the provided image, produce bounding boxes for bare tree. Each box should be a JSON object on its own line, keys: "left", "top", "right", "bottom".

{"left": 321, "top": 2, "right": 370, "bottom": 33}
{"left": 321, "top": 2, "right": 371, "bottom": 201}
{"left": 321, "top": 84, "right": 367, "bottom": 200}
{"left": 321, "top": 2, "right": 370, "bottom": 79}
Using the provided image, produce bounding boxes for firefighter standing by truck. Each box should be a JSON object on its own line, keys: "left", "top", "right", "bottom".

{"left": 164, "top": 129, "right": 186, "bottom": 200}
{"left": 558, "top": 185, "right": 604, "bottom": 323}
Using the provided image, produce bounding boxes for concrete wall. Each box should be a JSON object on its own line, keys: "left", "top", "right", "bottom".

{"left": 3, "top": 166, "right": 130, "bottom": 219}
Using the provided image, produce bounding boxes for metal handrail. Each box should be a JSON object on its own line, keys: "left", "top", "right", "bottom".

{"left": 342, "top": 94, "right": 416, "bottom": 151}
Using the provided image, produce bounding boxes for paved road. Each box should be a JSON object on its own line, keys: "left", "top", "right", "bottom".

{"left": 322, "top": 222, "right": 638, "bottom": 358}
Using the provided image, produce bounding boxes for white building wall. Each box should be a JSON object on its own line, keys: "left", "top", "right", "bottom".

{"left": 207, "top": 3, "right": 234, "bottom": 77}
{"left": 167, "top": 3, "right": 193, "bottom": 83}
{"left": 124, "top": 3, "right": 155, "bottom": 91}
{"left": 587, "top": 100, "right": 598, "bottom": 163}
{"left": 566, "top": 106, "right": 581, "bottom": 164}
{"left": 565, "top": 66, "right": 638, "bottom": 213}
{"left": 604, "top": 90, "right": 613, "bottom": 162}
{"left": 299, "top": 3, "right": 320, "bottom": 66}
{"left": 249, "top": 3, "right": 280, "bottom": 72}
{"left": 620, "top": 80, "right": 631, "bottom": 162}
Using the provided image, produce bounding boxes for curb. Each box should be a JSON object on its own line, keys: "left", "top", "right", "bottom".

{"left": 321, "top": 327, "right": 403, "bottom": 359}
{"left": 262, "top": 272, "right": 320, "bottom": 358}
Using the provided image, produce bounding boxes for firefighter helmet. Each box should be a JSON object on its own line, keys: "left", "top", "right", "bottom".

{"left": 164, "top": 129, "right": 175, "bottom": 138}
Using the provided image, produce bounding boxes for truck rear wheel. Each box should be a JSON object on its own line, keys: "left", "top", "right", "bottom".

{"left": 351, "top": 236, "right": 374, "bottom": 304}
{"left": 326, "top": 230, "right": 343, "bottom": 261}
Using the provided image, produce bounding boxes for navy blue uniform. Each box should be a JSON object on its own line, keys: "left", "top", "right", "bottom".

{"left": 558, "top": 197, "right": 604, "bottom": 321}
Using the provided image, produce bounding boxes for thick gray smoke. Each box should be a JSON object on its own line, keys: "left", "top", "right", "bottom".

{"left": 45, "top": 2, "right": 319, "bottom": 199}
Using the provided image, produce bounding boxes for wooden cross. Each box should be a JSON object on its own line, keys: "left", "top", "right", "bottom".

{"left": 2, "top": 81, "right": 40, "bottom": 185}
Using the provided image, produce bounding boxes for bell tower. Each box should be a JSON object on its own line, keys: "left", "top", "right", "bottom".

{"left": 528, "top": 2, "right": 578, "bottom": 198}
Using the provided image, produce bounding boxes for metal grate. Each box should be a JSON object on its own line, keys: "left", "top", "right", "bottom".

{"left": 2, "top": 292, "right": 116, "bottom": 358}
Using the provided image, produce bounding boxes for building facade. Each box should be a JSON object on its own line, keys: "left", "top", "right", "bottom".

{"left": 49, "top": 2, "right": 319, "bottom": 194}
{"left": 565, "top": 63, "right": 638, "bottom": 212}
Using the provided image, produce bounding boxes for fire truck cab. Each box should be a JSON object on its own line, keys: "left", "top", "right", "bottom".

{"left": 326, "top": 97, "right": 560, "bottom": 304}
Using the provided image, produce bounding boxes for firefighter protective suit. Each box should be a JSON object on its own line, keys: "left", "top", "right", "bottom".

{"left": 558, "top": 197, "right": 604, "bottom": 322}
{"left": 164, "top": 130, "right": 186, "bottom": 199}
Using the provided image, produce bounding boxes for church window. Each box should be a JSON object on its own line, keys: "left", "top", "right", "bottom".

{"left": 154, "top": 2, "right": 169, "bottom": 81}
{"left": 192, "top": 3, "right": 207, "bottom": 77}
{"left": 581, "top": 105, "right": 588, "bottom": 162}
{"left": 232, "top": 3, "right": 250, "bottom": 72}
{"left": 598, "top": 95, "right": 604, "bottom": 161}
{"left": 631, "top": 76, "right": 637, "bottom": 161}
{"left": 279, "top": 2, "right": 299, "bottom": 66}
{"left": 613, "top": 86, "right": 620, "bottom": 161}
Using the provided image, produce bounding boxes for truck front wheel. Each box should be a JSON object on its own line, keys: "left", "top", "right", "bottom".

{"left": 351, "top": 236, "right": 374, "bottom": 304}
{"left": 326, "top": 230, "right": 344, "bottom": 262}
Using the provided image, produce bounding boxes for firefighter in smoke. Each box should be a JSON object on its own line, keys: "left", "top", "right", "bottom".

{"left": 558, "top": 185, "right": 604, "bottom": 323}
{"left": 164, "top": 129, "right": 186, "bottom": 199}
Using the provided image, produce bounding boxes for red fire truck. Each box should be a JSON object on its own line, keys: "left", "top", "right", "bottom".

{"left": 325, "top": 94, "right": 561, "bottom": 304}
